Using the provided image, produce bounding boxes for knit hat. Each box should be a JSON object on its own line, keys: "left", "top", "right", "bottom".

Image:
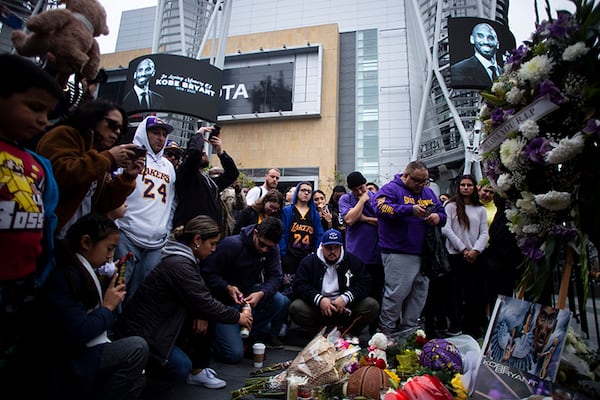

{"left": 322, "top": 229, "right": 343, "bottom": 246}
{"left": 346, "top": 171, "right": 367, "bottom": 189}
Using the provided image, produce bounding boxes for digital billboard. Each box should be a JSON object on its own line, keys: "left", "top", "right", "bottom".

{"left": 218, "top": 63, "right": 294, "bottom": 116}
{"left": 121, "top": 53, "right": 223, "bottom": 122}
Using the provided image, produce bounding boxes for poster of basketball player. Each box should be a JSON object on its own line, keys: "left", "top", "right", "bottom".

{"left": 448, "top": 17, "right": 516, "bottom": 90}
{"left": 483, "top": 295, "right": 571, "bottom": 382}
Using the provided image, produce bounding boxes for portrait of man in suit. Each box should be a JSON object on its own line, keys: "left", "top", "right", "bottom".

{"left": 450, "top": 23, "right": 502, "bottom": 90}
{"left": 121, "top": 58, "right": 167, "bottom": 112}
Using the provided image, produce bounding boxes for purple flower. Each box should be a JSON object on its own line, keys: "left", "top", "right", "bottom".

{"left": 521, "top": 237, "right": 545, "bottom": 260}
{"left": 583, "top": 119, "right": 600, "bottom": 136}
{"left": 524, "top": 137, "right": 552, "bottom": 164}
{"left": 485, "top": 159, "right": 499, "bottom": 182}
{"left": 491, "top": 108, "right": 515, "bottom": 127}
{"left": 552, "top": 225, "right": 578, "bottom": 240}
{"left": 536, "top": 79, "right": 566, "bottom": 104}
{"left": 506, "top": 45, "right": 529, "bottom": 67}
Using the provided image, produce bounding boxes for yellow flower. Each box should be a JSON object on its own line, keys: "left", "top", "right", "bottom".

{"left": 451, "top": 374, "right": 468, "bottom": 400}
{"left": 384, "top": 369, "right": 401, "bottom": 388}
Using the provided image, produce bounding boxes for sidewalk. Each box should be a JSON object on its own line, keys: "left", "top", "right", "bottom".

{"left": 141, "top": 345, "right": 303, "bottom": 400}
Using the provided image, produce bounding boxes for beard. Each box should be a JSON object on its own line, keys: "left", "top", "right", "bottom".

{"left": 200, "top": 157, "right": 209, "bottom": 169}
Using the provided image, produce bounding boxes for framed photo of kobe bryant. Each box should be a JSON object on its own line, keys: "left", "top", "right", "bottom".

{"left": 448, "top": 17, "right": 516, "bottom": 90}
{"left": 121, "top": 53, "right": 223, "bottom": 122}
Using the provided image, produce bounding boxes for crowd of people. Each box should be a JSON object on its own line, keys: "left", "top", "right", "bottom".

{"left": 1, "top": 54, "right": 523, "bottom": 399}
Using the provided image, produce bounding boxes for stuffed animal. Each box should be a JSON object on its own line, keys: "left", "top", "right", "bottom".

{"left": 368, "top": 332, "right": 390, "bottom": 367}
{"left": 11, "top": 0, "right": 109, "bottom": 87}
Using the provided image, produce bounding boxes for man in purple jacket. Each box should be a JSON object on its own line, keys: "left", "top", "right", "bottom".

{"left": 372, "top": 161, "right": 446, "bottom": 340}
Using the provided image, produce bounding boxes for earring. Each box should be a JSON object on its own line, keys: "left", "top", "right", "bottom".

{"left": 194, "top": 244, "right": 199, "bottom": 250}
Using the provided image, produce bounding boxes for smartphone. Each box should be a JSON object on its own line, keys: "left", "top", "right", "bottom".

{"left": 209, "top": 124, "right": 221, "bottom": 140}
{"left": 130, "top": 146, "right": 147, "bottom": 160}
{"left": 424, "top": 203, "right": 436, "bottom": 216}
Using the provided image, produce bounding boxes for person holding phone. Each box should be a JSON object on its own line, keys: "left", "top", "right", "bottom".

{"left": 114, "top": 116, "right": 177, "bottom": 302}
{"left": 173, "top": 124, "right": 239, "bottom": 234}
{"left": 37, "top": 99, "right": 144, "bottom": 238}
{"left": 39, "top": 214, "right": 148, "bottom": 399}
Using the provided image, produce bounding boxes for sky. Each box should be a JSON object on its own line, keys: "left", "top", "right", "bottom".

{"left": 96, "top": 0, "right": 577, "bottom": 54}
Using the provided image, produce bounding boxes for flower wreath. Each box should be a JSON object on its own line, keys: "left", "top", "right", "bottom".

{"left": 479, "top": 0, "right": 600, "bottom": 301}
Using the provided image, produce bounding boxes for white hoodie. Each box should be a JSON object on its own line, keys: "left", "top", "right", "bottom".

{"left": 116, "top": 117, "right": 176, "bottom": 248}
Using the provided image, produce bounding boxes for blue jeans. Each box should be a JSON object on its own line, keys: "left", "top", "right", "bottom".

{"left": 164, "top": 345, "right": 192, "bottom": 383}
{"left": 115, "top": 232, "right": 163, "bottom": 304}
{"left": 212, "top": 290, "right": 289, "bottom": 364}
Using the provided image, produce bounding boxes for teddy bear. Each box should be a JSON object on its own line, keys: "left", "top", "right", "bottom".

{"left": 11, "top": 0, "right": 109, "bottom": 87}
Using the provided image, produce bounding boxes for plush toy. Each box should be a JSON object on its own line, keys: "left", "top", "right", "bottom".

{"left": 11, "top": 0, "right": 109, "bottom": 87}
{"left": 368, "top": 332, "right": 390, "bottom": 367}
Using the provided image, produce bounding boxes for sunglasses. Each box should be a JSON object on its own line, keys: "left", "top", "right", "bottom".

{"left": 103, "top": 117, "right": 123, "bottom": 133}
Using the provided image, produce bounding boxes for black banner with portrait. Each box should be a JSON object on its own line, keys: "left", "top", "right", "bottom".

{"left": 448, "top": 17, "right": 516, "bottom": 90}
{"left": 121, "top": 53, "right": 223, "bottom": 122}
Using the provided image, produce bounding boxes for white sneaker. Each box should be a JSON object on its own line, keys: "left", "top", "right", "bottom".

{"left": 186, "top": 368, "right": 226, "bottom": 389}
{"left": 279, "top": 323, "right": 288, "bottom": 337}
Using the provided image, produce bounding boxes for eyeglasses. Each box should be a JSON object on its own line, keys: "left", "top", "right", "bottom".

{"left": 299, "top": 188, "right": 312, "bottom": 194}
{"left": 164, "top": 151, "right": 181, "bottom": 160}
{"left": 103, "top": 117, "right": 123, "bottom": 133}
{"left": 409, "top": 175, "right": 428, "bottom": 185}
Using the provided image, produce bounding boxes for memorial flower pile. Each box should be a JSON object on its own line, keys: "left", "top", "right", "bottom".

{"left": 479, "top": 0, "right": 600, "bottom": 300}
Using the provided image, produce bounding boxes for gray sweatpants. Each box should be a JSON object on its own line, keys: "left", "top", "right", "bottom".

{"left": 378, "top": 253, "right": 429, "bottom": 338}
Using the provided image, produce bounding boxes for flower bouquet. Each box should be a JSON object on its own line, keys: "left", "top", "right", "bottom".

{"left": 479, "top": 0, "right": 600, "bottom": 303}
{"left": 231, "top": 328, "right": 360, "bottom": 399}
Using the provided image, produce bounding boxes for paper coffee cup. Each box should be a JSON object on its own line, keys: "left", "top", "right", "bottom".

{"left": 252, "top": 342, "right": 266, "bottom": 368}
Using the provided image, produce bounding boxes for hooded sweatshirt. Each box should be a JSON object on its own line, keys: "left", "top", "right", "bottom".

{"left": 278, "top": 181, "right": 324, "bottom": 257}
{"left": 116, "top": 117, "right": 176, "bottom": 248}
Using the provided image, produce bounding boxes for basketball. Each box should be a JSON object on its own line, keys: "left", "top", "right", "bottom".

{"left": 419, "top": 338, "right": 462, "bottom": 373}
{"left": 346, "top": 365, "right": 390, "bottom": 399}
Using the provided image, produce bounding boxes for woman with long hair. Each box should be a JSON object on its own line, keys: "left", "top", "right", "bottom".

{"left": 37, "top": 100, "right": 144, "bottom": 238}
{"left": 441, "top": 174, "right": 489, "bottom": 338}
{"left": 233, "top": 189, "right": 283, "bottom": 234}
{"left": 115, "top": 215, "right": 252, "bottom": 389}
{"left": 313, "top": 189, "right": 334, "bottom": 231}
{"left": 40, "top": 213, "right": 148, "bottom": 399}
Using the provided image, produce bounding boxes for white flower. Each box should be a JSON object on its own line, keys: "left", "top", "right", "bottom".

{"left": 562, "top": 42, "right": 590, "bottom": 61}
{"left": 518, "top": 54, "right": 554, "bottom": 84}
{"left": 415, "top": 329, "right": 426, "bottom": 338}
{"left": 491, "top": 82, "right": 504, "bottom": 95}
{"left": 534, "top": 191, "right": 572, "bottom": 210}
{"left": 497, "top": 173, "right": 513, "bottom": 192}
{"left": 516, "top": 192, "right": 537, "bottom": 214}
{"left": 519, "top": 120, "right": 540, "bottom": 140}
{"left": 522, "top": 224, "right": 541, "bottom": 234}
{"left": 505, "top": 206, "right": 519, "bottom": 222}
{"left": 505, "top": 87, "right": 524, "bottom": 105}
{"left": 479, "top": 104, "right": 490, "bottom": 119}
{"left": 545, "top": 132, "right": 585, "bottom": 164}
{"left": 500, "top": 137, "right": 526, "bottom": 170}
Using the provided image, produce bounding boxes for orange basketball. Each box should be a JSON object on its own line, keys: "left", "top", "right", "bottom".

{"left": 346, "top": 366, "right": 390, "bottom": 399}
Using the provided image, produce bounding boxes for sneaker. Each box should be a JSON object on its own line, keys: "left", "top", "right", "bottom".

{"left": 279, "top": 323, "right": 288, "bottom": 337}
{"left": 265, "top": 335, "right": 285, "bottom": 349}
{"left": 186, "top": 368, "right": 226, "bottom": 389}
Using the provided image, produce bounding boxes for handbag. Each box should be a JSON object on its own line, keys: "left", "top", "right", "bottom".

{"left": 421, "top": 225, "right": 451, "bottom": 279}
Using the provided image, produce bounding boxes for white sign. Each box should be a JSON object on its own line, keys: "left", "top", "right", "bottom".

{"left": 481, "top": 97, "right": 560, "bottom": 153}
